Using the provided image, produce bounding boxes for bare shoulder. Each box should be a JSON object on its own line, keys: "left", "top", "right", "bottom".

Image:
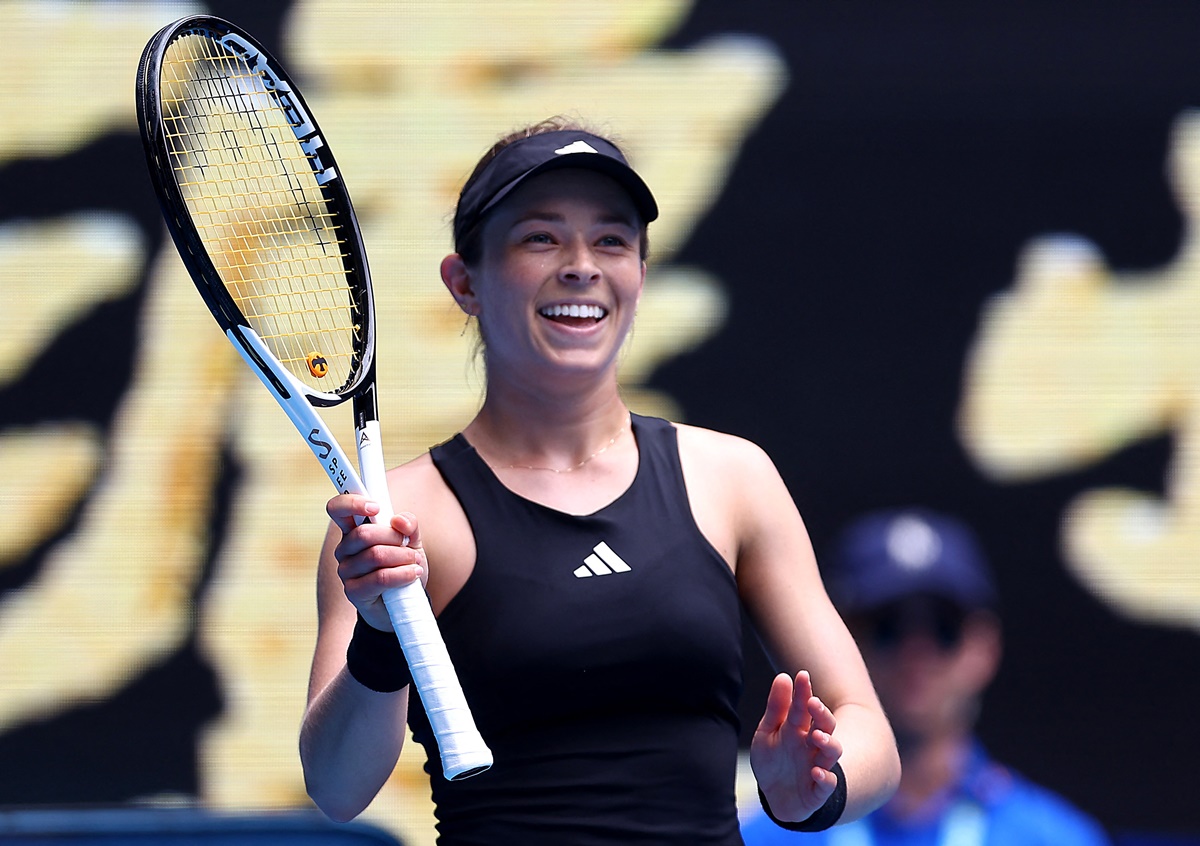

{"left": 386, "top": 449, "right": 474, "bottom": 614}
{"left": 387, "top": 449, "right": 468, "bottom": 536}
{"left": 673, "top": 421, "right": 780, "bottom": 483}
{"left": 673, "top": 422, "right": 793, "bottom": 571}
{"left": 387, "top": 450, "right": 446, "bottom": 500}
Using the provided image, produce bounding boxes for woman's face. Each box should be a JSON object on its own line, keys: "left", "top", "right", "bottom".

{"left": 455, "top": 168, "right": 646, "bottom": 385}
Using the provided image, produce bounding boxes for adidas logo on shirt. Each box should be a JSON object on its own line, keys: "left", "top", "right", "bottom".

{"left": 573, "top": 542, "right": 631, "bottom": 578}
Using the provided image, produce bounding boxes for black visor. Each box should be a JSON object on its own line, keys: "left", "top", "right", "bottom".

{"left": 454, "top": 130, "right": 659, "bottom": 247}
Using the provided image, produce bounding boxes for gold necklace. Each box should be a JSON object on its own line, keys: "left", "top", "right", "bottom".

{"left": 492, "top": 423, "right": 628, "bottom": 474}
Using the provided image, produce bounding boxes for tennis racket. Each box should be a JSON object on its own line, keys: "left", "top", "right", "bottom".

{"left": 135, "top": 15, "right": 491, "bottom": 781}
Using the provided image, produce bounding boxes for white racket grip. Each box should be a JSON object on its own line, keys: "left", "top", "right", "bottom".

{"left": 381, "top": 582, "right": 493, "bottom": 780}
{"left": 357, "top": 420, "right": 492, "bottom": 781}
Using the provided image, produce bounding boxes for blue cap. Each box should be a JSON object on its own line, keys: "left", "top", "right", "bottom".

{"left": 824, "top": 509, "right": 997, "bottom": 613}
{"left": 454, "top": 130, "right": 658, "bottom": 246}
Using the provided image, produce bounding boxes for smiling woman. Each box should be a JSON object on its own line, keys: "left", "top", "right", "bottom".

{"left": 444, "top": 164, "right": 647, "bottom": 394}
{"left": 298, "top": 117, "right": 900, "bottom": 844}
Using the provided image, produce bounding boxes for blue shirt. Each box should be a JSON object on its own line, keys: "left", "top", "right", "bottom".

{"left": 740, "top": 743, "right": 1110, "bottom": 846}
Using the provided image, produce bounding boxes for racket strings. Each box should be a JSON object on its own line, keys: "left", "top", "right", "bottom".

{"left": 159, "top": 32, "right": 363, "bottom": 394}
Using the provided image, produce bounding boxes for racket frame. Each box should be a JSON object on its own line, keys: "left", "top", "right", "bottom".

{"left": 136, "top": 16, "right": 375, "bottom": 414}
{"left": 136, "top": 15, "right": 492, "bottom": 781}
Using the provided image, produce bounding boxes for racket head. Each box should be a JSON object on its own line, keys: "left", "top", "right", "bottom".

{"left": 136, "top": 16, "right": 375, "bottom": 406}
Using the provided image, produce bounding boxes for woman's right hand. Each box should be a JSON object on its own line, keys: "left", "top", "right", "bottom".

{"left": 326, "top": 494, "right": 428, "bottom": 631}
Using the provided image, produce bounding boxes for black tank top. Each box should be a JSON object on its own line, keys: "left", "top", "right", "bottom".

{"left": 410, "top": 414, "right": 745, "bottom": 845}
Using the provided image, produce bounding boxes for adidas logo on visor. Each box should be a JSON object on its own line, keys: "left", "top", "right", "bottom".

{"left": 554, "top": 140, "right": 600, "bottom": 156}
{"left": 573, "top": 541, "right": 631, "bottom": 578}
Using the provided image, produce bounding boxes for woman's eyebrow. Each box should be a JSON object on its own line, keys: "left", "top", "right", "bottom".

{"left": 509, "top": 210, "right": 638, "bottom": 228}
{"left": 510, "top": 209, "right": 566, "bottom": 226}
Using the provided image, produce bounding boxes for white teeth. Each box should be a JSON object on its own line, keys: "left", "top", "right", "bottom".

{"left": 540, "top": 304, "right": 605, "bottom": 319}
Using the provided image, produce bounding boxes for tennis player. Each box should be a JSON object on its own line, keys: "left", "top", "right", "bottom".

{"left": 300, "top": 117, "right": 900, "bottom": 844}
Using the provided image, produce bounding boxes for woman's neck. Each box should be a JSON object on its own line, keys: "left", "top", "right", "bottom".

{"left": 466, "top": 391, "right": 631, "bottom": 474}
{"left": 462, "top": 397, "right": 638, "bottom": 517}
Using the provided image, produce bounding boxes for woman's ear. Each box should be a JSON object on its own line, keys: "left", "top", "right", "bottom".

{"left": 441, "top": 253, "right": 479, "bottom": 315}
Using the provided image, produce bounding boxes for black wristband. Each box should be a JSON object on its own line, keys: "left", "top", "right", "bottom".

{"left": 345, "top": 613, "right": 412, "bottom": 693}
{"left": 758, "top": 761, "right": 847, "bottom": 832}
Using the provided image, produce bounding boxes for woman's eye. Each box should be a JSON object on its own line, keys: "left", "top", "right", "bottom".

{"left": 524, "top": 232, "right": 553, "bottom": 244}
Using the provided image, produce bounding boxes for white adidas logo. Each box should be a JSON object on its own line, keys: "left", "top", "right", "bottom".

{"left": 554, "top": 140, "right": 600, "bottom": 156}
{"left": 573, "top": 541, "right": 631, "bottom": 578}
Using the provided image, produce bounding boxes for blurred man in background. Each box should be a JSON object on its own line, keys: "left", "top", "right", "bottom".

{"left": 741, "top": 507, "right": 1110, "bottom": 845}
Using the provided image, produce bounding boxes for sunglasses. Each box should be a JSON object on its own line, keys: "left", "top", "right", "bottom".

{"left": 858, "top": 599, "right": 968, "bottom": 652}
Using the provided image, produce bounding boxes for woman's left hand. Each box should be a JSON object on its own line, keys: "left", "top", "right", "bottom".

{"left": 750, "top": 670, "right": 844, "bottom": 823}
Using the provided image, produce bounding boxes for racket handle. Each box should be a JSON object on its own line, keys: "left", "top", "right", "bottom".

{"left": 357, "top": 420, "right": 492, "bottom": 779}
{"left": 381, "top": 582, "right": 493, "bottom": 780}
{"left": 228, "top": 327, "right": 491, "bottom": 778}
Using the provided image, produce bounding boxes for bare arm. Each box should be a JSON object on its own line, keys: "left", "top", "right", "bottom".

{"left": 298, "top": 496, "right": 425, "bottom": 822}
{"left": 679, "top": 426, "right": 900, "bottom": 824}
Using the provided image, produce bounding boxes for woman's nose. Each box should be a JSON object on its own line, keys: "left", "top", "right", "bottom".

{"left": 559, "top": 240, "right": 601, "bottom": 285}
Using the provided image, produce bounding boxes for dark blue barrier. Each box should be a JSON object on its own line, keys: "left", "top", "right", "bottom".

{"left": 0, "top": 809, "right": 402, "bottom": 845}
